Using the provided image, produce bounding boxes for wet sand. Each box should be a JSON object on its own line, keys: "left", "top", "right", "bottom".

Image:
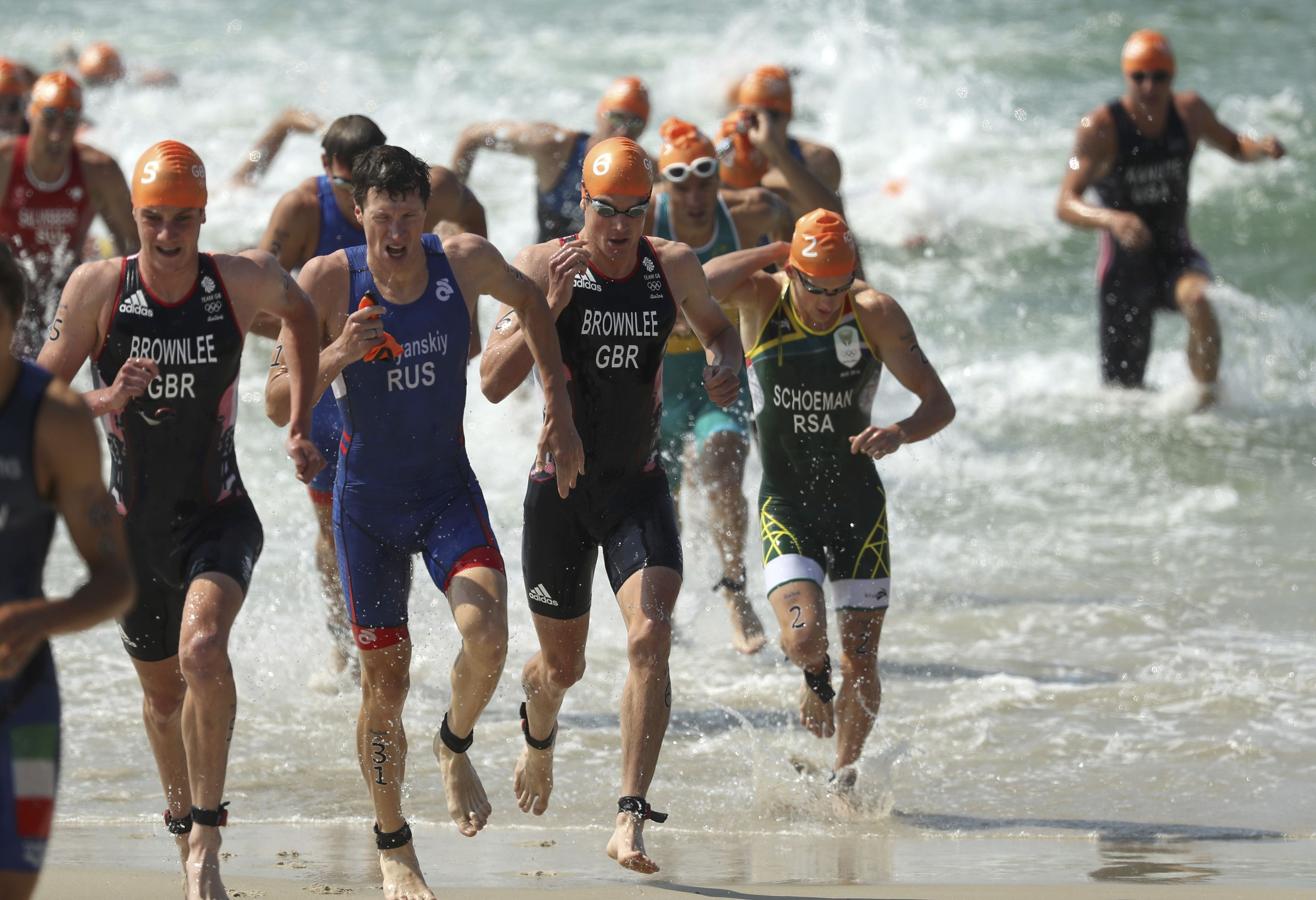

{"left": 34, "top": 818, "right": 1316, "bottom": 898}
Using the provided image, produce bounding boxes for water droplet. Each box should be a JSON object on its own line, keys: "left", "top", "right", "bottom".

{"left": 1068, "top": 156, "right": 1080, "bottom": 171}
{"left": 226, "top": 19, "right": 243, "bottom": 34}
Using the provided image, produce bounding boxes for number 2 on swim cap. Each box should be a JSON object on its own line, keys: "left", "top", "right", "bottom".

{"left": 592, "top": 153, "right": 613, "bottom": 176}
{"left": 802, "top": 234, "right": 819, "bottom": 257}
{"left": 140, "top": 161, "right": 159, "bottom": 184}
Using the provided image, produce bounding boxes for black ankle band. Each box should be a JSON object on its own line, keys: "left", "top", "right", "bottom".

{"left": 164, "top": 809, "right": 192, "bottom": 835}
{"left": 439, "top": 713, "right": 473, "bottom": 754}
{"left": 804, "top": 657, "right": 835, "bottom": 704}
{"left": 519, "top": 701, "right": 556, "bottom": 751}
{"left": 712, "top": 567, "right": 747, "bottom": 594}
{"left": 374, "top": 820, "right": 412, "bottom": 850}
{"left": 189, "top": 802, "right": 229, "bottom": 828}
{"left": 618, "top": 795, "right": 668, "bottom": 824}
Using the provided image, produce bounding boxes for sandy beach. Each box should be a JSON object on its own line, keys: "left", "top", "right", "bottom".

{"left": 33, "top": 819, "right": 1316, "bottom": 899}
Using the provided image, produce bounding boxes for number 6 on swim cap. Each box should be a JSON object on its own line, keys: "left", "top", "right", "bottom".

{"left": 132, "top": 140, "right": 208, "bottom": 210}
{"left": 582, "top": 137, "right": 652, "bottom": 199}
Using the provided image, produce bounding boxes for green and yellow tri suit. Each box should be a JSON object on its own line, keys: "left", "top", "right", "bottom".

{"left": 653, "top": 191, "right": 752, "bottom": 490}
{"left": 747, "top": 282, "right": 891, "bottom": 609}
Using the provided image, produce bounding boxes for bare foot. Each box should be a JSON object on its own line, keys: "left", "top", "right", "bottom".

{"left": 606, "top": 811, "right": 659, "bottom": 874}
{"left": 829, "top": 765, "right": 860, "bottom": 817}
{"left": 433, "top": 732, "right": 491, "bottom": 837}
{"left": 185, "top": 829, "right": 227, "bottom": 900}
{"left": 379, "top": 842, "right": 436, "bottom": 900}
{"left": 513, "top": 739, "right": 555, "bottom": 816}
{"left": 1193, "top": 382, "right": 1219, "bottom": 411}
{"left": 799, "top": 683, "right": 835, "bottom": 738}
{"left": 726, "top": 593, "right": 767, "bottom": 655}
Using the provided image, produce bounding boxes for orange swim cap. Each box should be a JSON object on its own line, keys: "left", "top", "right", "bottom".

{"left": 597, "top": 76, "right": 651, "bottom": 121}
{"left": 658, "top": 118, "right": 716, "bottom": 170}
{"left": 132, "top": 140, "right": 208, "bottom": 209}
{"left": 27, "top": 71, "right": 82, "bottom": 117}
{"left": 789, "top": 208, "right": 856, "bottom": 279}
{"left": 582, "top": 136, "right": 653, "bottom": 199}
{"left": 1121, "top": 30, "right": 1175, "bottom": 75}
{"left": 716, "top": 108, "right": 768, "bottom": 190}
{"left": 0, "top": 58, "right": 31, "bottom": 97}
{"left": 78, "top": 42, "right": 126, "bottom": 85}
{"left": 737, "top": 65, "right": 793, "bottom": 117}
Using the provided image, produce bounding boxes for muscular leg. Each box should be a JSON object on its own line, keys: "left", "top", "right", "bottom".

{"left": 834, "top": 608, "right": 886, "bottom": 771}
{"left": 358, "top": 637, "right": 434, "bottom": 900}
{"left": 700, "top": 431, "right": 764, "bottom": 655}
{"left": 768, "top": 580, "right": 834, "bottom": 738}
{"left": 605, "top": 565, "right": 679, "bottom": 874}
{"left": 0, "top": 872, "right": 38, "bottom": 900}
{"left": 434, "top": 567, "right": 507, "bottom": 837}
{"left": 312, "top": 500, "right": 355, "bottom": 679}
{"left": 515, "top": 612, "right": 589, "bottom": 816}
{"left": 1174, "top": 271, "right": 1220, "bottom": 399}
{"left": 176, "top": 572, "right": 244, "bottom": 900}
{"left": 130, "top": 655, "right": 190, "bottom": 871}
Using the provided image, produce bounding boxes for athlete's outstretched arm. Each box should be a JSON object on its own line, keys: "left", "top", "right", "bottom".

{"left": 664, "top": 243, "right": 743, "bottom": 408}
{"left": 703, "top": 242, "right": 789, "bottom": 300}
{"left": 235, "top": 250, "right": 323, "bottom": 483}
{"left": 451, "top": 121, "right": 577, "bottom": 186}
{"left": 426, "top": 165, "right": 488, "bottom": 238}
{"left": 232, "top": 108, "right": 323, "bottom": 186}
{"left": 849, "top": 289, "right": 954, "bottom": 460}
{"left": 452, "top": 234, "right": 583, "bottom": 496}
{"left": 480, "top": 241, "right": 577, "bottom": 402}
{"left": 1187, "top": 93, "right": 1286, "bottom": 162}
{"left": 0, "top": 382, "right": 133, "bottom": 679}
{"left": 37, "top": 260, "right": 160, "bottom": 417}
{"left": 1056, "top": 107, "right": 1153, "bottom": 251}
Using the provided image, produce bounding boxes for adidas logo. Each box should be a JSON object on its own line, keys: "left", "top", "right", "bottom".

{"left": 117, "top": 290, "right": 154, "bottom": 317}
{"left": 528, "top": 583, "right": 557, "bottom": 606}
{"left": 572, "top": 268, "right": 602, "bottom": 292}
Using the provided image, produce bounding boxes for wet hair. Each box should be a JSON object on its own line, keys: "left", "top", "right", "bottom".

{"left": 0, "top": 243, "right": 28, "bottom": 324}
{"left": 321, "top": 115, "right": 387, "bottom": 168}
{"left": 351, "top": 145, "right": 431, "bottom": 209}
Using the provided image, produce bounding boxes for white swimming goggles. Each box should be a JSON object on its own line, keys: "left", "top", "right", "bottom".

{"left": 661, "top": 157, "right": 718, "bottom": 183}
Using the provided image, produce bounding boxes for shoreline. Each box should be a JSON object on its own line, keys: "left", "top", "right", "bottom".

{"left": 34, "top": 819, "right": 1316, "bottom": 898}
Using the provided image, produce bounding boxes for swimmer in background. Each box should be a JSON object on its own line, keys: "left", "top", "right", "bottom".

{"left": 1057, "top": 29, "right": 1286, "bottom": 402}
{"left": 451, "top": 76, "right": 651, "bottom": 241}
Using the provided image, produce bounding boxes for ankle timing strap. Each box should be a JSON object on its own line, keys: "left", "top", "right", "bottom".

{"left": 189, "top": 802, "right": 229, "bottom": 828}
{"left": 618, "top": 795, "right": 668, "bottom": 823}
{"left": 804, "top": 658, "right": 835, "bottom": 704}
{"left": 711, "top": 567, "right": 747, "bottom": 594}
{"left": 439, "top": 713, "right": 473, "bottom": 754}
{"left": 519, "top": 701, "right": 556, "bottom": 751}
{"left": 374, "top": 820, "right": 413, "bottom": 850}
{"left": 164, "top": 809, "right": 192, "bottom": 835}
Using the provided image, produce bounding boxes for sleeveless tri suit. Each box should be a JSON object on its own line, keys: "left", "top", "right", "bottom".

{"left": 651, "top": 192, "right": 753, "bottom": 490}
{"left": 306, "top": 175, "right": 366, "bottom": 503}
{"left": 1092, "top": 98, "right": 1208, "bottom": 387}
{"left": 522, "top": 236, "right": 681, "bottom": 620}
{"left": 331, "top": 233, "right": 502, "bottom": 650}
{"left": 536, "top": 134, "right": 589, "bottom": 242}
{"left": 746, "top": 283, "right": 891, "bottom": 610}
{"left": 0, "top": 136, "right": 96, "bottom": 358}
{"left": 92, "top": 254, "right": 263, "bottom": 661}
{"left": 0, "top": 362, "right": 59, "bottom": 872}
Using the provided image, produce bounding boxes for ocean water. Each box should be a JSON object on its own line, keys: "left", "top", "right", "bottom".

{"left": 8, "top": 0, "right": 1315, "bottom": 877}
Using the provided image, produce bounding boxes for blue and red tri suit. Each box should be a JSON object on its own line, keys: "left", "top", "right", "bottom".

{"left": 331, "top": 233, "right": 502, "bottom": 649}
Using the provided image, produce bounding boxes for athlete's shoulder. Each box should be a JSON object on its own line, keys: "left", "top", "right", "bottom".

{"left": 74, "top": 142, "right": 117, "bottom": 167}
{"left": 66, "top": 257, "right": 124, "bottom": 300}
{"left": 438, "top": 229, "right": 489, "bottom": 258}
{"left": 214, "top": 249, "right": 284, "bottom": 290}
{"left": 284, "top": 175, "right": 322, "bottom": 205}
{"left": 851, "top": 283, "right": 902, "bottom": 325}
{"left": 1079, "top": 101, "right": 1117, "bottom": 129}
{"left": 650, "top": 235, "right": 698, "bottom": 266}
{"left": 1174, "top": 90, "right": 1211, "bottom": 119}
{"left": 0, "top": 136, "right": 17, "bottom": 162}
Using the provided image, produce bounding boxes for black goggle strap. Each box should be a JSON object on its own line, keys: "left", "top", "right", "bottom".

{"left": 618, "top": 795, "right": 668, "bottom": 824}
